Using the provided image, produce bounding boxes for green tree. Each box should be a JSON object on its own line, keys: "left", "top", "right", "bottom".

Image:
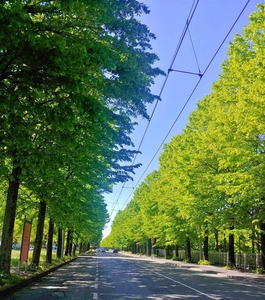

{"left": 0, "top": 0, "right": 163, "bottom": 273}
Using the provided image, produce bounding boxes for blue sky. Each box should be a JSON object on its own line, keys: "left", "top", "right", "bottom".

{"left": 103, "top": 0, "right": 263, "bottom": 239}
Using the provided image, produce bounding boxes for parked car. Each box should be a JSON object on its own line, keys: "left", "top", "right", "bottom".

{"left": 12, "top": 244, "right": 21, "bottom": 250}
{"left": 29, "top": 246, "right": 34, "bottom": 251}
{"left": 113, "top": 248, "right": 118, "bottom": 253}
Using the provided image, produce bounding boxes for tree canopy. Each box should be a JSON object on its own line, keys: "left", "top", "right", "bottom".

{"left": 103, "top": 3, "right": 265, "bottom": 268}
{"left": 0, "top": 0, "right": 163, "bottom": 273}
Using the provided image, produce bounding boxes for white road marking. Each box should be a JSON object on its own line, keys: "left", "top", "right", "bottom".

{"left": 93, "top": 258, "right": 99, "bottom": 299}
{"left": 148, "top": 269, "right": 222, "bottom": 300}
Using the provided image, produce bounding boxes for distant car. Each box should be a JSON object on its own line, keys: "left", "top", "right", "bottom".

{"left": 12, "top": 244, "right": 21, "bottom": 250}
{"left": 52, "top": 246, "right": 57, "bottom": 252}
{"left": 101, "top": 248, "right": 106, "bottom": 252}
{"left": 29, "top": 246, "right": 34, "bottom": 251}
{"left": 113, "top": 248, "right": 118, "bottom": 253}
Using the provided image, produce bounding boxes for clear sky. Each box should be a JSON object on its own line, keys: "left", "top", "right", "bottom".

{"left": 102, "top": 0, "right": 264, "bottom": 239}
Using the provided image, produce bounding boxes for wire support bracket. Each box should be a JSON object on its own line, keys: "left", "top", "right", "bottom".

{"left": 168, "top": 68, "right": 203, "bottom": 78}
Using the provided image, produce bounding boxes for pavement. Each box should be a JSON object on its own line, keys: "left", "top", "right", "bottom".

{"left": 119, "top": 251, "right": 265, "bottom": 285}
{"left": 0, "top": 257, "right": 79, "bottom": 299}
{"left": 1, "top": 251, "right": 264, "bottom": 299}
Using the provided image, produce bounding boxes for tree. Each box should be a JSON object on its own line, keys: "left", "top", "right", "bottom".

{"left": 0, "top": 0, "right": 163, "bottom": 273}
{"left": 106, "top": 4, "right": 265, "bottom": 267}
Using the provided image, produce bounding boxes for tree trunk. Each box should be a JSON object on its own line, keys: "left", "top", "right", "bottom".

{"left": 46, "top": 218, "right": 54, "bottom": 263}
{"left": 148, "top": 238, "right": 152, "bottom": 256}
{"left": 186, "top": 238, "right": 191, "bottom": 260}
{"left": 203, "top": 234, "right": 209, "bottom": 260}
{"left": 65, "top": 229, "right": 72, "bottom": 256}
{"left": 214, "top": 230, "right": 219, "bottom": 251}
{"left": 251, "top": 226, "right": 255, "bottom": 253}
{"left": 260, "top": 221, "right": 265, "bottom": 269}
{"left": 257, "top": 232, "right": 261, "bottom": 253}
{"left": 57, "top": 228, "right": 63, "bottom": 258}
{"left": 69, "top": 230, "right": 73, "bottom": 256}
{"left": 223, "top": 236, "right": 227, "bottom": 252}
{"left": 30, "top": 200, "right": 46, "bottom": 267}
{"left": 73, "top": 243, "right": 77, "bottom": 256}
{"left": 0, "top": 163, "right": 21, "bottom": 274}
{"left": 228, "top": 232, "right": 235, "bottom": 268}
{"left": 165, "top": 245, "right": 169, "bottom": 257}
{"left": 175, "top": 244, "right": 179, "bottom": 257}
{"left": 131, "top": 242, "right": 136, "bottom": 254}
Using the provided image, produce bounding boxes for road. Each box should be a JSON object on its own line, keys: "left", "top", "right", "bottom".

{"left": 4, "top": 251, "right": 265, "bottom": 299}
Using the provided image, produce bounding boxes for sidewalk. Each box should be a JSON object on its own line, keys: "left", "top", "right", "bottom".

{"left": 120, "top": 252, "right": 265, "bottom": 284}
{"left": 0, "top": 256, "right": 79, "bottom": 299}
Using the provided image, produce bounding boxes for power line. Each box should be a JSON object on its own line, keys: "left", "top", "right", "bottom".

{"left": 108, "top": 0, "right": 200, "bottom": 220}
{"left": 188, "top": 27, "right": 201, "bottom": 74}
{"left": 109, "top": 0, "right": 250, "bottom": 218}
{"left": 119, "top": 0, "right": 251, "bottom": 212}
{"left": 134, "top": 0, "right": 200, "bottom": 161}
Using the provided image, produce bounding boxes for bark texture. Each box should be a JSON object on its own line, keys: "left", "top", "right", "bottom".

{"left": 228, "top": 232, "right": 235, "bottom": 267}
{"left": 260, "top": 221, "right": 265, "bottom": 269}
{"left": 204, "top": 234, "right": 209, "bottom": 260}
{"left": 186, "top": 238, "right": 191, "bottom": 260}
{"left": 175, "top": 244, "right": 179, "bottom": 257}
{"left": 0, "top": 163, "right": 21, "bottom": 274}
{"left": 65, "top": 229, "right": 73, "bottom": 256}
{"left": 46, "top": 218, "right": 54, "bottom": 263}
{"left": 57, "top": 228, "right": 63, "bottom": 258}
{"left": 31, "top": 200, "right": 46, "bottom": 267}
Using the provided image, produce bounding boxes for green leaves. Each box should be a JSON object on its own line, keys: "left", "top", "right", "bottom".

{"left": 106, "top": 3, "right": 265, "bottom": 253}
{"left": 0, "top": 0, "right": 163, "bottom": 272}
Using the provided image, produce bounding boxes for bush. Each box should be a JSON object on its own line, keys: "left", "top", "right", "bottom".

{"left": 252, "top": 268, "right": 264, "bottom": 274}
{"left": 165, "top": 256, "right": 172, "bottom": 259}
{"left": 198, "top": 259, "right": 211, "bottom": 265}
{"left": 10, "top": 258, "right": 20, "bottom": 267}
{"left": 183, "top": 258, "right": 197, "bottom": 263}
{"left": 0, "top": 273, "right": 21, "bottom": 287}
{"left": 223, "top": 265, "right": 234, "bottom": 270}
{"left": 171, "top": 256, "right": 183, "bottom": 261}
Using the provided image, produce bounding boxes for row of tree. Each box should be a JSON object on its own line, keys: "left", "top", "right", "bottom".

{"left": 102, "top": 4, "right": 265, "bottom": 269}
{"left": 0, "top": 0, "right": 163, "bottom": 274}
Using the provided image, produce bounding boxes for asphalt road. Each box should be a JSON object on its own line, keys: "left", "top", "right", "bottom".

{"left": 5, "top": 251, "right": 265, "bottom": 299}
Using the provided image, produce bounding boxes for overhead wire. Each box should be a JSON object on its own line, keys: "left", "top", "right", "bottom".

{"left": 133, "top": 0, "right": 200, "bottom": 164}
{"left": 108, "top": 0, "right": 200, "bottom": 220}
{"left": 188, "top": 27, "right": 201, "bottom": 74}
{"left": 109, "top": 0, "right": 250, "bottom": 219}
{"left": 119, "top": 0, "right": 251, "bottom": 212}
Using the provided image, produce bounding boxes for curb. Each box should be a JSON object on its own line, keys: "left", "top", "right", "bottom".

{"left": 0, "top": 257, "right": 78, "bottom": 299}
